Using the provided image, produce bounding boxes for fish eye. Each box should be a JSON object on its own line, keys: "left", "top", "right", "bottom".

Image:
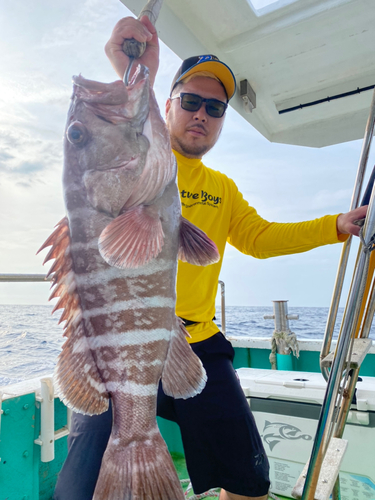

{"left": 67, "top": 121, "right": 87, "bottom": 145}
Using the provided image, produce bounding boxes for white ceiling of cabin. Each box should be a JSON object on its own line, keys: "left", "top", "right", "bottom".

{"left": 121, "top": 0, "right": 375, "bottom": 147}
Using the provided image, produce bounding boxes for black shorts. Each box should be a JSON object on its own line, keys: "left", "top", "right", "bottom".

{"left": 54, "top": 332, "right": 270, "bottom": 499}
{"left": 158, "top": 332, "right": 270, "bottom": 497}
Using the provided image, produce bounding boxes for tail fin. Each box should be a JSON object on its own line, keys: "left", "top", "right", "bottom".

{"left": 93, "top": 427, "right": 184, "bottom": 500}
{"left": 161, "top": 318, "right": 207, "bottom": 399}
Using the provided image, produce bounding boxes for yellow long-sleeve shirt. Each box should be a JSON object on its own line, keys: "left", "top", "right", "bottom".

{"left": 174, "top": 151, "right": 347, "bottom": 343}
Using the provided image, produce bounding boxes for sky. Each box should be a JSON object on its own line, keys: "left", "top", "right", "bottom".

{"left": 0, "top": 0, "right": 373, "bottom": 310}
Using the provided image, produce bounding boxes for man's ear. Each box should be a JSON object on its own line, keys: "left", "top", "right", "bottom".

{"left": 165, "top": 98, "right": 171, "bottom": 118}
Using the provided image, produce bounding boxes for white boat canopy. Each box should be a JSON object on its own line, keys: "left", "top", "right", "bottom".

{"left": 121, "top": 0, "right": 375, "bottom": 148}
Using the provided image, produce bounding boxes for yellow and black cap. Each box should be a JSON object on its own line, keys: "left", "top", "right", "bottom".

{"left": 170, "top": 54, "right": 236, "bottom": 100}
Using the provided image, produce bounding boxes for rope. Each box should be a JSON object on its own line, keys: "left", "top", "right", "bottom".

{"left": 185, "top": 491, "right": 220, "bottom": 499}
{"left": 268, "top": 493, "right": 282, "bottom": 500}
{"left": 181, "top": 480, "right": 220, "bottom": 498}
{"left": 269, "top": 330, "right": 300, "bottom": 370}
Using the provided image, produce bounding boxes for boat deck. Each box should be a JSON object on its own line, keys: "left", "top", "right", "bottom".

{"left": 1, "top": 337, "right": 374, "bottom": 499}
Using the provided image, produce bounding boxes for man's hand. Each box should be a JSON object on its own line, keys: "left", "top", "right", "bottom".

{"left": 105, "top": 16, "right": 159, "bottom": 86}
{"left": 337, "top": 205, "right": 368, "bottom": 237}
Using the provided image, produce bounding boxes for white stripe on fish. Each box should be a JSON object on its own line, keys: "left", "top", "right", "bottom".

{"left": 106, "top": 381, "right": 158, "bottom": 396}
{"left": 72, "top": 329, "right": 172, "bottom": 353}
{"left": 74, "top": 259, "right": 175, "bottom": 286}
{"left": 81, "top": 297, "right": 174, "bottom": 319}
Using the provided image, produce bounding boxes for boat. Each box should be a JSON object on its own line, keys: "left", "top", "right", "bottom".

{"left": 1, "top": 0, "right": 375, "bottom": 499}
{"left": 122, "top": 0, "right": 375, "bottom": 148}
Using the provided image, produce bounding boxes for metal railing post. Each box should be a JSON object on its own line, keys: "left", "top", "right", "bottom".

{"left": 301, "top": 86, "right": 375, "bottom": 500}
{"left": 34, "top": 378, "right": 55, "bottom": 463}
{"left": 218, "top": 280, "right": 226, "bottom": 336}
{"left": 320, "top": 87, "right": 375, "bottom": 379}
{"left": 302, "top": 194, "right": 375, "bottom": 499}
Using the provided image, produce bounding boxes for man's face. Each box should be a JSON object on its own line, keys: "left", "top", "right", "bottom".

{"left": 165, "top": 76, "right": 227, "bottom": 159}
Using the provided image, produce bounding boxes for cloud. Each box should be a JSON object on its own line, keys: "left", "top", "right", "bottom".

{"left": 309, "top": 188, "right": 353, "bottom": 211}
{"left": 13, "top": 162, "right": 46, "bottom": 175}
{"left": 0, "top": 128, "right": 62, "bottom": 182}
{"left": 0, "top": 0, "right": 128, "bottom": 193}
{"left": 15, "top": 181, "right": 33, "bottom": 189}
{"left": 0, "top": 151, "right": 14, "bottom": 163}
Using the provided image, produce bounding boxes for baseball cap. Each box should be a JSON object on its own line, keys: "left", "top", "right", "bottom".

{"left": 170, "top": 55, "right": 236, "bottom": 100}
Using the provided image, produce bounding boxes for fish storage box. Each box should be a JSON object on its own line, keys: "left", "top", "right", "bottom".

{"left": 237, "top": 368, "right": 375, "bottom": 500}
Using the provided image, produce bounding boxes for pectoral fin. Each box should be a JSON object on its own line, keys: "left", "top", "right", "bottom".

{"left": 178, "top": 216, "right": 220, "bottom": 266}
{"left": 98, "top": 205, "right": 164, "bottom": 269}
{"left": 161, "top": 318, "right": 207, "bottom": 399}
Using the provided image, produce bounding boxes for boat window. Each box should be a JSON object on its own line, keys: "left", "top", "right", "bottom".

{"left": 247, "top": 0, "right": 298, "bottom": 13}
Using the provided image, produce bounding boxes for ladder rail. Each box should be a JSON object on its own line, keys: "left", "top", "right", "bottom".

{"left": 320, "top": 238, "right": 353, "bottom": 379}
{"left": 359, "top": 268, "right": 375, "bottom": 338}
{"left": 301, "top": 209, "right": 375, "bottom": 500}
{"left": 300, "top": 87, "right": 375, "bottom": 500}
{"left": 334, "top": 368, "right": 360, "bottom": 439}
{"left": 320, "top": 86, "right": 375, "bottom": 380}
{"left": 330, "top": 367, "right": 361, "bottom": 500}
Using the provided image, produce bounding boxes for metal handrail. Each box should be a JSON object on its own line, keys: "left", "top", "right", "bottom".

{"left": 302, "top": 208, "right": 375, "bottom": 500}
{"left": 0, "top": 274, "right": 227, "bottom": 335}
{"left": 218, "top": 280, "right": 226, "bottom": 336}
{"left": 320, "top": 86, "right": 375, "bottom": 379}
{"left": 303, "top": 87, "right": 375, "bottom": 500}
{"left": 0, "top": 274, "right": 50, "bottom": 282}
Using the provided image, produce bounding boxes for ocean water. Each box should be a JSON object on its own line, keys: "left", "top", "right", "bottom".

{"left": 0, "top": 304, "right": 374, "bottom": 386}
{"left": 0, "top": 305, "right": 64, "bottom": 386}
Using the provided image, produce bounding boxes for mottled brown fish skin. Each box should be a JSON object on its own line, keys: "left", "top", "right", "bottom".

{"left": 39, "top": 66, "right": 212, "bottom": 500}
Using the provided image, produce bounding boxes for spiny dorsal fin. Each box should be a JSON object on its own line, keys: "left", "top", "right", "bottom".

{"left": 38, "top": 217, "right": 109, "bottom": 415}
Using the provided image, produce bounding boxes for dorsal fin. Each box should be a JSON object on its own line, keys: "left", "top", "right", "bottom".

{"left": 38, "top": 217, "right": 109, "bottom": 415}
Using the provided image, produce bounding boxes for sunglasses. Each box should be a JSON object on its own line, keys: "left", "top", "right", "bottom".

{"left": 171, "top": 93, "right": 228, "bottom": 118}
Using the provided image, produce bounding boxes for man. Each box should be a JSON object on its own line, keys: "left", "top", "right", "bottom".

{"left": 54, "top": 15, "right": 367, "bottom": 500}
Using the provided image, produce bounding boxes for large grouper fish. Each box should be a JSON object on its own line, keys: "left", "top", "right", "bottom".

{"left": 38, "top": 64, "right": 220, "bottom": 500}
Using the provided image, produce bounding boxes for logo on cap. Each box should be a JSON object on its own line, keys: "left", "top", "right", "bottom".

{"left": 197, "top": 55, "right": 218, "bottom": 63}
